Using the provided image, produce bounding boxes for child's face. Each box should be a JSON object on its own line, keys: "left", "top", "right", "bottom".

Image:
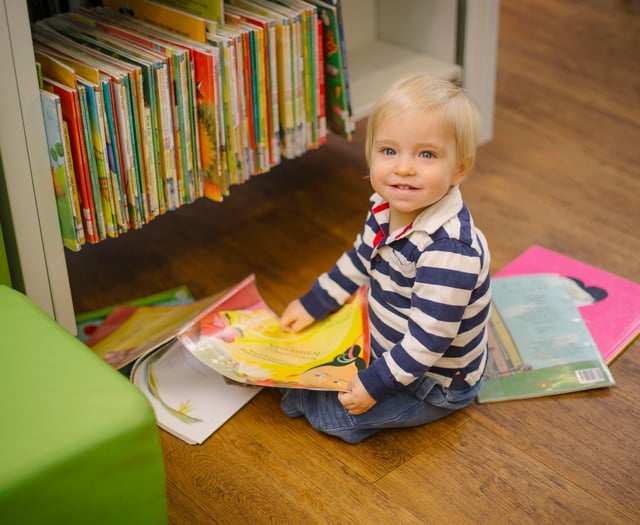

{"left": 369, "top": 107, "right": 467, "bottom": 229}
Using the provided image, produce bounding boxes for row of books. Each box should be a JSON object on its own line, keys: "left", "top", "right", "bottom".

{"left": 35, "top": 0, "right": 354, "bottom": 251}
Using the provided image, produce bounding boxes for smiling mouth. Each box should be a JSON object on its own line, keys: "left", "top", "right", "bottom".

{"left": 392, "top": 184, "right": 417, "bottom": 190}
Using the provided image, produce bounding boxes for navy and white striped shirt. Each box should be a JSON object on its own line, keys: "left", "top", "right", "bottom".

{"left": 299, "top": 186, "right": 491, "bottom": 401}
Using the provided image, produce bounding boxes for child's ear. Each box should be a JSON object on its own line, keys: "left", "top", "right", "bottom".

{"left": 452, "top": 160, "right": 473, "bottom": 186}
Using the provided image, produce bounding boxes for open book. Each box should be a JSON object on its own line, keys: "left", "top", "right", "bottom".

{"left": 88, "top": 275, "right": 370, "bottom": 443}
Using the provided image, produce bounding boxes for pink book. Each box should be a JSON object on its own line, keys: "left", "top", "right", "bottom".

{"left": 495, "top": 245, "right": 640, "bottom": 364}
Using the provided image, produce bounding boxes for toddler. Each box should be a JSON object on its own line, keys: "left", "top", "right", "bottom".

{"left": 280, "top": 73, "right": 492, "bottom": 443}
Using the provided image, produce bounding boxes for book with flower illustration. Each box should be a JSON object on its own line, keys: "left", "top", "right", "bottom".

{"left": 91, "top": 274, "right": 369, "bottom": 443}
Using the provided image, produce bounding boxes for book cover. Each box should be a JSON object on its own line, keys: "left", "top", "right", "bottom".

{"left": 42, "top": 76, "right": 100, "bottom": 244}
{"left": 39, "top": 90, "right": 83, "bottom": 251}
{"left": 78, "top": 78, "right": 119, "bottom": 238}
{"left": 496, "top": 245, "right": 640, "bottom": 364}
{"left": 87, "top": 294, "right": 223, "bottom": 369}
{"left": 177, "top": 276, "right": 370, "bottom": 391}
{"left": 315, "top": 13, "right": 327, "bottom": 145}
{"left": 61, "top": 120, "right": 87, "bottom": 246}
{"left": 76, "top": 284, "right": 193, "bottom": 343}
{"left": 477, "top": 273, "right": 615, "bottom": 403}
{"left": 77, "top": 82, "right": 108, "bottom": 240}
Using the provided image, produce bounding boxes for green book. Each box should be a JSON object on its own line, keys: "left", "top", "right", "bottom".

{"left": 478, "top": 273, "right": 615, "bottom": 403}
{"left": 40, "top": 89, "right": 84, "bottom": 251}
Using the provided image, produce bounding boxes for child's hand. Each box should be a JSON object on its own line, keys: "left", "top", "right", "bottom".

{"left": 280, "top": 299, "right": 315, "bottom": 333}
{"left": 338, "top": 375, "right": 377, "bottom": 415}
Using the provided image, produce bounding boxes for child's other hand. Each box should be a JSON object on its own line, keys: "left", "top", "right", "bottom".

{"left": 280, "top": 299, "right": 315, "bottom": 333}
{"left": 338, "top": 375, "right": 377, "bottom": 415}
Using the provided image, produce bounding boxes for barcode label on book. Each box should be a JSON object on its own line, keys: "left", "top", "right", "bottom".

{"left": 575, "top": 367, "right": 604, "bottom": 384}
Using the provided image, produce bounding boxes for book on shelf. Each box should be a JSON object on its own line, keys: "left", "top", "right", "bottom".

{"left": 223, "top": 11, "right": 269, "bottom": 174}
{"left": 34, "top": 2, "right": 353, "bottom": 250}
{"left": 48, "top": 15, "right": 166, "bottom": 220}
{"left": 40, "top": 72, "right": 100, "bottom": 244}
{"left": 78, "top": 77, "right": 119, "bottom": 238}
{"left": 305, "top": 0, "right": 353, "bottom": 139}
{"left": 39, "top": 89, "right": 84, "bottom": 251}
{"left": 85, "top": 274, "right": 369, "bottom": 444}
{"left": 153, "top": 0, "right": 224, "bottom": 24}
{"left": 478, "top": 273, "right": 616, "bottom": 404}
{"left": 80, "top": 6, "right": 211, "bottom": 205}
{"left": 102, "top": 0, "right": 218, "bottom": 43}
{"left": 278, "top": 0, "right": 323, "bottom": 150}
{"left": 224, "top": 3, "right": 281, "bottom": 167}
{"left": 495, "top": 245, "right": 640, "bottom": 364}
{"left": 97, "top": 6, "right": 226, "bottom": 200}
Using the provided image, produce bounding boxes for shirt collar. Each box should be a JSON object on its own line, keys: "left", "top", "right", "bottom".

{"left": 371, "top": 186, "right": 464, "bottom": 245}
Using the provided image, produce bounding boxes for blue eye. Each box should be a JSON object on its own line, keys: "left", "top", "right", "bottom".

{"left": 420, "top": 151, "right": 434, "bottom": 158}
{"left": 381, "top": 147, "right": 395, "bottom": 156}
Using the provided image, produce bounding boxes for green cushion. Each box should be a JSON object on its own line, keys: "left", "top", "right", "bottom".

{"left": 0, "top": 285, "right": 167, "bottom": 524}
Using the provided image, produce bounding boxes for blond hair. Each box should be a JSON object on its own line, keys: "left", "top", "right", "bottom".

{"left": 365, "top": 73, "right": 481, "bottom": 173}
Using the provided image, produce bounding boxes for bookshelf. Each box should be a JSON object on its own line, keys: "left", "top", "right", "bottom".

{"left": 0, "top": 0, "right": 499, "bottom": 334}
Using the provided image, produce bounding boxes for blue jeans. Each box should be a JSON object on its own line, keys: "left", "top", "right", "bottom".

{"left": 280, "top": 375, "right": 482, "bottom": 444}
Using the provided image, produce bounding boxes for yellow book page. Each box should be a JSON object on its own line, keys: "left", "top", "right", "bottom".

{"left": 179, "top": 286, "right": 370, "bottom": 391}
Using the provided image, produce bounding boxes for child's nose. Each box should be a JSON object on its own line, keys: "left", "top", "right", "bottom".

{"left": 395, "top": 156, "right": 415, "bottom": 176}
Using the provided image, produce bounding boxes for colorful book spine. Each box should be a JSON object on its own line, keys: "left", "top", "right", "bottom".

{"left": 39, "top": 89, "right": 84, "bottom": 251}
{"left": 43, "top": 78, "right": 100, "bottom": 244}
{"left": 78, "top": 79, "right": 118, "bottom": 238}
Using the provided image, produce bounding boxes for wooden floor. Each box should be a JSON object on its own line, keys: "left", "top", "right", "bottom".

{"left": 66, "top": 1, "right": 640, "bottom": 523}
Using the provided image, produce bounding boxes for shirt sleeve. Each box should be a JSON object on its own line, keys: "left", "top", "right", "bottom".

{"left": 299, "top": 210, "right": 374, "bottom": 320}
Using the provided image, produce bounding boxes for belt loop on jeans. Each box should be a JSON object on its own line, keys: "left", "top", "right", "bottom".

{"left": 448, "top": 372, "right": 469, "bottom": 391}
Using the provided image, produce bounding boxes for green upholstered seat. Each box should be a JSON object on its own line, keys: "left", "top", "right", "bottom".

{"left": 0, "top": 285, "right": 167, "bottom": 524}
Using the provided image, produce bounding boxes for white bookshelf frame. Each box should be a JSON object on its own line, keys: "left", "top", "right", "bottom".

{"left": 0, "top": 0, "right": 76, "bottom": 332}
{"left": 0, "top": 0, "right": 498, "bottom": 333}
{"left": 342, "top": 0, "right": 498, "bottom": 143}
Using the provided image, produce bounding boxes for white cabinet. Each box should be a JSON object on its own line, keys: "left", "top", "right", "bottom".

{"left": 0, "top": 0, "right": 499, "bottom": 334}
